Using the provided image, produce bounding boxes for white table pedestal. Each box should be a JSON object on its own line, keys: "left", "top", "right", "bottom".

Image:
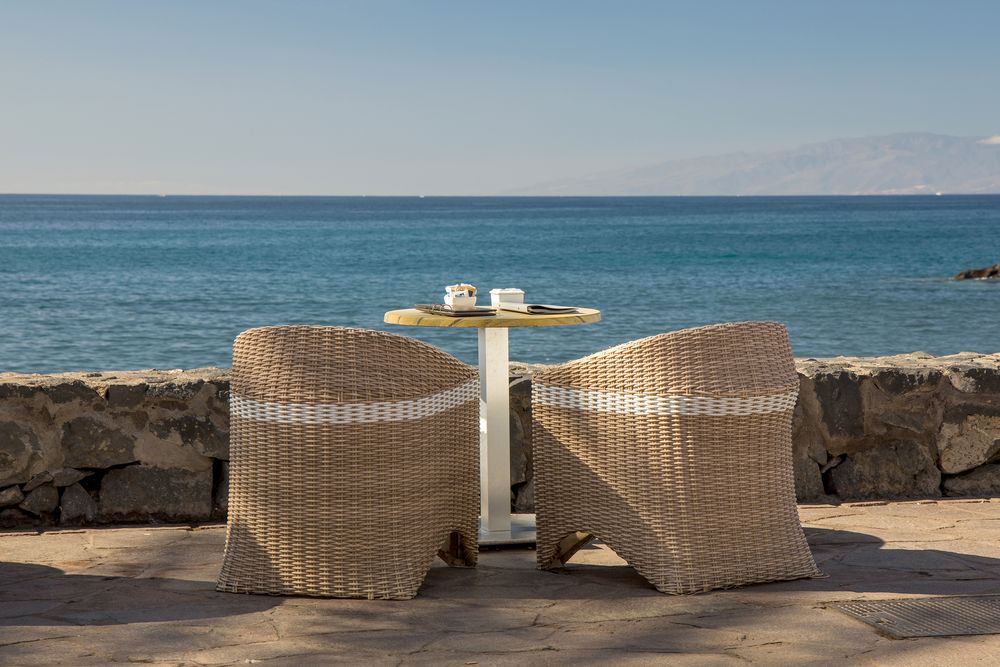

{"left": 383, "top": 306, "right": 601, "bottom": 548}
{"left": 477, "top": 328, "right": 537, "bottom": 545}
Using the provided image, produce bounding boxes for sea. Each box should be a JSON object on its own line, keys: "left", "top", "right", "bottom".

{"left": 1, "top": 195, "right": 998, "bottom": 374}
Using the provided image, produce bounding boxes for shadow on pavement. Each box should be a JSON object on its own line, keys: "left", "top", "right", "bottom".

{"left": 427, "top": 527, "right": 1000, "bottom": 599}
{"left": 0, "top": 561, "right": 281, "bottom": 626}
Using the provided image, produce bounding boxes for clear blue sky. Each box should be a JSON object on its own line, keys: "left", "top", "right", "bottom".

{"left": 2, "top": 1, "right": 998, "bottom": 195}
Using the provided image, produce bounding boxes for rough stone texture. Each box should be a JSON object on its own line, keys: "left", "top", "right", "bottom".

{"left": 50, "top": 467, "right": 91, "bottom": 487}
{"left": 0, "top": 368, "right": 229, "bottom": 527}
{"left": 791, "top": 375, "right": 829, "bottom": 500}
{"left": 812, "top": 370, "right": 865, "bottom": 439}
{"left": 59, "top": 482, "right": 97, "bottom": 523}
{"left": 796, "top": 352, "right": 1000, "bottom": 501}
{"left": 827, "top": 440, "right": 942, "bottom": 499}
{"left": 513, "top": 478, "right": 535, "bottom": 513}
{"left": 212, "top": 461, "right": 229, "bottom": 517}
{"left": 0, "top": 485, "right": 24, "bottom": 508}
{"left": 22, "top": 470, "right": 54, "bottom": 492}
{"left": 944, "top": 464, "right": 1000, "bottom": 497}
{"left": 150, "top": 415, "right": 228, "bottom": 459}
{"left": 508, "top": 371, "right": 534, "bottom": 510}
{"left": 938, "top": 414, "right": 1000, "bottom": 474}
{"left": 0, "top": 421, "right": 41, "bottom": 487}
{"left": 99, "top": 465, "right": 213, "bottom": 522}
{"left": 6, "top": 501, "right": 1000, "bottom": 665}
{"left": 61, "top": 416, "right": 138, "bottom": 469}
{"left": 0, "top": 355, "right": 998, "bottom": 528}
{"left": 18, "top": 484, "right": 59, "bottom": 517}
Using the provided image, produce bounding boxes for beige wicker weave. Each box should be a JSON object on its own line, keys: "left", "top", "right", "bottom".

{"left": 217, "top": 326, "right": 479, "bottom": 600}
{"left": 532, "top": 321, "right": 821, "bottom": 594}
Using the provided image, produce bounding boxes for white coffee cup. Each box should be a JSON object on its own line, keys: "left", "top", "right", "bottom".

{"left": 445, "top": 293, "right": 476, "bottom": 309}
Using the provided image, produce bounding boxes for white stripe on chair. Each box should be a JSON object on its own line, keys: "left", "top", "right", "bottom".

{"left": 534, "top": 384, "right": 798, "bottom": 416}
{"left": 231, "top": 379, "right": 479, "bottom": 424}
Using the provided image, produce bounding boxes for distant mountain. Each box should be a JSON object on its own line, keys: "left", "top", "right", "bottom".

{"left": 510, "top": 133, "right": 1000, "bottom": 196}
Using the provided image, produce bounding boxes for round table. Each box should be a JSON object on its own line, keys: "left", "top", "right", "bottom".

{"left": 384, "top": 307, "right": 601, "bottom": 544}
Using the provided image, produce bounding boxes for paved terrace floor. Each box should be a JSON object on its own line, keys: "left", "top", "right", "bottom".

{"left": 4, "top": 501, "right": 1000, "bottom": 666}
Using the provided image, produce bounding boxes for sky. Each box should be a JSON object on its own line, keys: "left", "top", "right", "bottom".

{"left": 1, "top": 1, "right": 999, "bottom": 195}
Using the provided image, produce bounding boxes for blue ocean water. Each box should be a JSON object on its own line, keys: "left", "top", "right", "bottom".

{"left": 0, "top": 195, "right": 998, "bottom": 373}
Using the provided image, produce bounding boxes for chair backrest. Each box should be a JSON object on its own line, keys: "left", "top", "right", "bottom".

{"left": 232, "top": 325, "right": 476, "bottom": 404}
{"left": 533, "top": 321, "right": 797, "bottom": 398}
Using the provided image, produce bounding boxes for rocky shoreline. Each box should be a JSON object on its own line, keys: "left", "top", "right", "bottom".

{"left": 954, "top": 263, "right": 1000, "bottom": 280}
{"left": 2, "top": 352, "right": 999, "bottom": 528}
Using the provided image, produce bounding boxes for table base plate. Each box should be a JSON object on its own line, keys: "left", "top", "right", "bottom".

{"left": 479, "top": 513, "right": 536, "bottom": 546}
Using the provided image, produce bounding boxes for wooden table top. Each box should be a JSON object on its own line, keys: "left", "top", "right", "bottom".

{"left": 383, "top": 307, "right": 601, "bottom": 329}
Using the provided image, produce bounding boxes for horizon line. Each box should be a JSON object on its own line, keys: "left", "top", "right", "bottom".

{"left": 2, "top": 192, "right": 999, "bottom": 199}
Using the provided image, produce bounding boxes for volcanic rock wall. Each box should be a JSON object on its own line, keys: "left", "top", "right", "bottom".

{"left": 1, "top": 352, "right": 999, "bottom": 528}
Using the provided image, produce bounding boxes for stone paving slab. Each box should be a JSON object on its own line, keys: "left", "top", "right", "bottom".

{"left": 4, "top": 500, "right": 1000, "bottom": 665}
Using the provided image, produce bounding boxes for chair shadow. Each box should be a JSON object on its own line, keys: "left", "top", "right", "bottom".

{"left": 0, "top": 562, "right": 281, "bottom": 626}
{"left": 424, "top": 527, "right": 1000, "bottom": 600}
{"left": 789, "top": 527, "right": 1000, "bottom": 596}
{"left": 6, "top": 526, "right": 999, "bottom": 617}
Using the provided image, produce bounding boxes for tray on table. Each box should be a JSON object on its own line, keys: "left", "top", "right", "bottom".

{"left": 414, "top": 304, "right": 497, "bottom": 317}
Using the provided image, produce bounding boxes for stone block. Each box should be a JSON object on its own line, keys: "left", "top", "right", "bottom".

{"left": 61, "top": 416, "right": 137, "bottom": 469}
{"left": 812, "top": 371, "right": 864, "bottom": 439}
{"left": 150, "top": 415, "right": 228, "bottom": 459}
{"left": 23, "top": 470, "right": 54, "bottom": 492}
{"left": 937, "top": 415, "right": 1000, "bottom": 474}
{"left": 513, "top": 478, "right": 534, "bottom": 513}
{"left": 791, "top": 376, "right": 828, "bottom": 501}
{"left": 947, "top": 366, "right": 1000, "bottom": 394}
{"left": 146, "top": 379, "right": 207, "bottom": 401}
{"left": 99, "top": 465, "right": 212, "bottom": 522}
{"left": 0, "top": 421, "right": 41, "bottom": 486}
{"left": 863, "top": 378, "right": 943, "bottom": 440}
{"left": 943, "top": 464, "right": 1000, "bottom": 497}
{"left": 874, "top": 407, "right": 931, "bottom": 434}
{"left": 0, "top": 383, "right": 37, "bottom": 400}
{"left": 792, "top": 418, "right": 826, "bottom": 501}
{"left": 509, "top": 411, "right": 527, "bottom": 486}
{"left": 871, "top": 367, "right": 942, "bottom": 395}
{"left": 0, "top": 485, "right": 24, "bottom": 508}
{"left": 827, "top": 441, "right": 941, "bottom": 500}
{"left": 133, "top": 431, "right": 214, "bottom": 472}
{"left": 213, "top": 461, "right": 229, "bottom": 516}
{"left": 106, "top": 383, "right": 148, "bottom": 408}
{"left": 19, "top": 484, "right": 59, "bottom": 516}
{"left": 45, "top": 380, "right": 102, "bottom": 404}
{"left": 59, "top": 483, "right": 97, "bottom": 523}
{"left": 51, "top": 467, "right": 91, "bottom": 487}
{"left": 509, "top": 375, "right": 532, "bottom": 398}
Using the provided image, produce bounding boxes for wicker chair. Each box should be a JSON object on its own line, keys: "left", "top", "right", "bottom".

{"left": 217, "top": 326, "right": 479, "bottom": 600}
{"left": 532, "top": 321, "right": 821, "bottom": 594}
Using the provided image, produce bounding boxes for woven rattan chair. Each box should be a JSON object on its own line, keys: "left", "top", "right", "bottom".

{"left": 217, "top": 325, "right": 479, "bottom": 600}
{"left": 532, "top": 321, "right": 821, "bottom": 594}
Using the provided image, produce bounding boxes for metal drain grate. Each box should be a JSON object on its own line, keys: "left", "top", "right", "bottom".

{"left": 832, "top": 596, "right": 1000, "bottom": 639}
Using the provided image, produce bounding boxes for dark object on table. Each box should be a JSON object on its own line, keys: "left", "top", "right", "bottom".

{"left": 497, "top": 303, "right": 579, "bottom": 315}
{"left": 415, "top": 304, "right": 496, "bottom": 317}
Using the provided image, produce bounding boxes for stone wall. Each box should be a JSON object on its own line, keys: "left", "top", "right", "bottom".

{"left": 791, "top": 352, "right": 1000, "bottom": 502}
{"left": 1, "top": 352, "right": 999, "bottom": 528}
{"left": 0, "top": 369, "right": 229, "bottom": 528}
